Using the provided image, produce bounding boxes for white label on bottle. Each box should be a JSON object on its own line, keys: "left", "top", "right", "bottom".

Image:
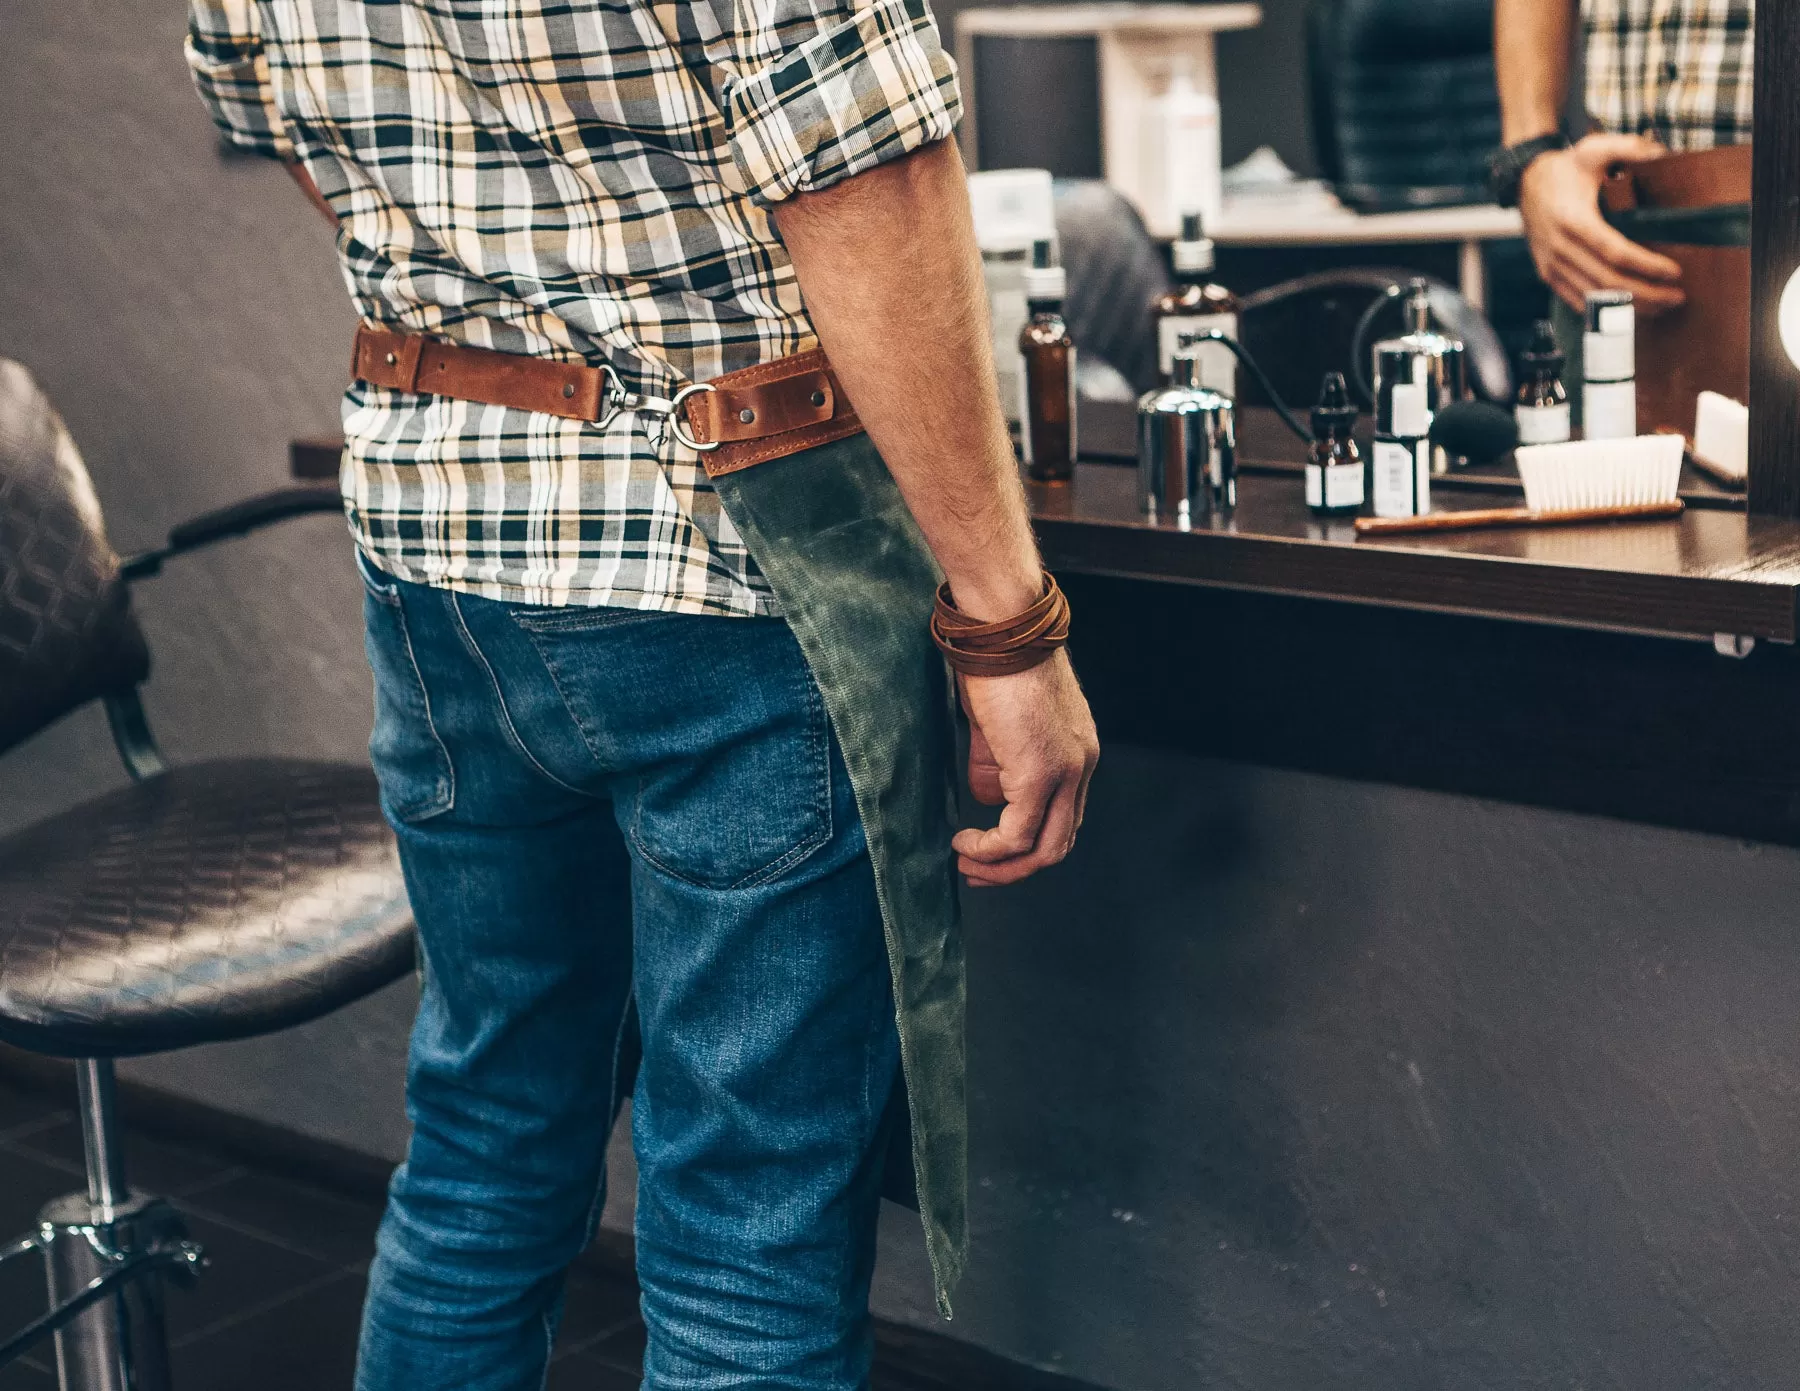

{"left": 1598, "top": 303, "right": 1634, "bottom": 336}
{"left": 1308, "top": 461, "right": 1365, "bottom": 509}
{"left": 1159, "top": 313, "right": 1237, "bottom": 396}
{"left": 1516, "top": 402, "right": 1571, "bottom": 445}
{"left": 1373, "top": 439, "right": 1428, "bottom": 518}
{"left": 1326, "top": 461, "right": 1364, "bottom": 508}
{"left": 1583, "top": 380, "right": 1636, "bottom": 440}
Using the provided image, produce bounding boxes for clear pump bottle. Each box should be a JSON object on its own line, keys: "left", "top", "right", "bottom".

{"left": 1020, "top": 239, "right": 1077, "bottom": 483}
{"left": 1151, "top": 211, "right": 1240, "bottom": 396}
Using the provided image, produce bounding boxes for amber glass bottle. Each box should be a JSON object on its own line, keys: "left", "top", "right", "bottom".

{"left": 1019, "top": 239, "right": 1076, "bottom": 483}
{"left": 1150, "top": 211, "right": 1241, "bottom": 394}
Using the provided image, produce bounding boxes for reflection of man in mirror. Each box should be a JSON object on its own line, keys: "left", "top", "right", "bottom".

{"left": 1489, "top": 0, "right": 1753, "bottom": 316}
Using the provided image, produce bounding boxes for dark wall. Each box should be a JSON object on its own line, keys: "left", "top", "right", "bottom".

{"left": 0, "top": 0, "right": 415, "bottom": 1157}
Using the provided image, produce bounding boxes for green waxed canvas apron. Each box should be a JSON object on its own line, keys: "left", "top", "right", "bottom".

{"left": 706, "top": 430, "right": 968, "bottom": 1315}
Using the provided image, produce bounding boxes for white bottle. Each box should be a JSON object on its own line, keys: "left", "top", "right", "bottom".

{"left": 1582, "top": 290, "right": 1636, "bottom": 440}
{"left": 1141, "top": 56, "right": 1222, "bottom": 236}
{"left": 1372, "top": 382, "right": 1432, "bottom": 518}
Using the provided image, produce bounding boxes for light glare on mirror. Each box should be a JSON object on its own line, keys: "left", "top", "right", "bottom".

{"left": 1782, "top": 265, "right": 1800, "bottom": 369}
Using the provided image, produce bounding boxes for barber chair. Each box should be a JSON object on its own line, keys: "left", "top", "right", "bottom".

{"left": 0, "top": 358, "right": 414, "bottom": 1390}
{"left": 1306, "top": 0, "right": 1500, "bottom": 211}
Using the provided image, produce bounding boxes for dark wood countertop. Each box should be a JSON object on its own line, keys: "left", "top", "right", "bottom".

{"left": 1036, "top": 405, "right": 1800, "bottom": 643}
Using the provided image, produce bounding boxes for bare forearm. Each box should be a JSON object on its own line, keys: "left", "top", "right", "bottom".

{"left": 773, "top": 139, "right": 1042, "bottom": 621}
{"left": 1495, "top": 0, "right": 1576, "bottom": 143}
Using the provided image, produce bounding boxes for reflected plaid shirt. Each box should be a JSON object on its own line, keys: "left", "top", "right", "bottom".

{"left": 1583, "top": 0, "right": 1754, "bottom": 151}
{"left": 185, "top": 0, "right": 960, "bottom": 613}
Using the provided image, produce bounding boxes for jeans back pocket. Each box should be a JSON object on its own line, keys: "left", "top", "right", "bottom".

{"left": 358, "top": 551, "right": 456, "bottom": 823}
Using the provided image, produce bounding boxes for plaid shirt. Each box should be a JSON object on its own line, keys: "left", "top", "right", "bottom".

{"left": 185, "top": 0, "right": 960, "bottom": 613}
{"left": 1583, "top": 0, "right": 1754, "bottom": 151}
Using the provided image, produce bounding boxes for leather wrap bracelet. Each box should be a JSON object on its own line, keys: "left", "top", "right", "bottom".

{"left": 929, "top": 573, "right": 1071, "bottom": 677}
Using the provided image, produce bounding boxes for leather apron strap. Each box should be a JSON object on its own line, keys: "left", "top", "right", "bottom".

{"left": 350, "top": 324, "right": 863, "bottom": 472}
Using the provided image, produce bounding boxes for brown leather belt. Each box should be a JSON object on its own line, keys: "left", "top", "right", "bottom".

{"left": 349, "top": 323, "right": 863, "bottom": 477}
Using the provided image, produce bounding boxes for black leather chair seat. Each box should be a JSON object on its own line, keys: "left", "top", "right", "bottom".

{"left": 0, "top": 759, "right": 413, "bottom": 1058}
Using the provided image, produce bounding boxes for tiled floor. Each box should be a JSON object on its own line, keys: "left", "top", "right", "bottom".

{"left": 0, "top": 1081, "right": 1095, "bottom": 1391}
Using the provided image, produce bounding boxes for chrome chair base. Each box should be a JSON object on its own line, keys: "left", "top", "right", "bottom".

{"left": 0, "top": 1062, "right": 204, "bottom": 1391}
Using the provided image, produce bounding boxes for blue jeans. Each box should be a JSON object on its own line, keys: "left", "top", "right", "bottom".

{"left": 351, "top": 553, "right": 900, "bottom": 1391}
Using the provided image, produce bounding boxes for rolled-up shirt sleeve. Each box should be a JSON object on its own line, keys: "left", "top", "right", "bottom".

{"left": 718, "top": 0, "right": 962, "bottom": 206}
{"left": 183, "top": 0, "right": 294, "bottom": 160}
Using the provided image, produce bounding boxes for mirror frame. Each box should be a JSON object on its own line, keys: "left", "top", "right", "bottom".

{"left": 1749, "top": 8, "right": 1800, "bottom": 515}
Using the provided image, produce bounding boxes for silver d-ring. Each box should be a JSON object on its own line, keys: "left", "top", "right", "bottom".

{"left": 591, "top": 363, "right": 628, "bottom": 430}
{"left": 666, "top": 382, "right": 720, "bottom": 453}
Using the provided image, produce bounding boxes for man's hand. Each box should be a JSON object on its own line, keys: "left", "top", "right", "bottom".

{"left": 1520, "top": 134, "right": 1685, "bottom": 314}
{"left": 955, "top": 655, "right": 1099, "bottom": 887}
{"left": 773, "top": 139, "right": 1101, "bottom": 885}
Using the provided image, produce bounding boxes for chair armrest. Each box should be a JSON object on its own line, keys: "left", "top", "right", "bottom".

{"left": 119, "top": 484, "right": 343, "bottom": 580}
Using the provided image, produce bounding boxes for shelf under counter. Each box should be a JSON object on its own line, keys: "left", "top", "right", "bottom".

{"left": 1039, "top": 406, "right": 1794, "bottom": 644}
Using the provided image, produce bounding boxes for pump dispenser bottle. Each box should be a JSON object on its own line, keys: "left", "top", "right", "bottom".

{"left": 1305, "top": 372, "right": 1364, "bottom": 515}
{"left": 1019, "top": 239, "right": 1077, "bottom": 483}
{"left": 1370, "top": 279, "right": 1466, "bottom": 474}
{"left": 1373, "top": 380, "right": 1431, "bottom": 518}
{"left": 1152, "top": 211, "right": 1240, "bottom": 395}
{"left": 1515, "top": 319, "right": 1571, "bottom": 444}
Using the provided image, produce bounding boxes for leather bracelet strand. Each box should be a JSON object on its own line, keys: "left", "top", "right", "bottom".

{"left": 930, "top": 573, "right": 1070, "bottom": 677}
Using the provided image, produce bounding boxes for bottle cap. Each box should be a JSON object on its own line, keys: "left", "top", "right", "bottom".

{"left": 1310, "top": 371, "right": 1357, "bottom": 435}
{"left": 1172, "top": 210, "right": 1215, "bottom": 274}
{"left": 1521, "top": 318, "right": 1564, "bottom": 374}
{"left": 1585, "top": 288, "right": 1635, "bottom": 337}
{"left": 1022, "top": 238, "right": 1066, "bottom": 302}
{"left": 1390, "top": 381, "right": 1431, "bottom": 437}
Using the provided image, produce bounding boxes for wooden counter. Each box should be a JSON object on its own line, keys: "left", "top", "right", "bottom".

{"left": 1038, "top": 405, "right": 1800, "bottom": 644}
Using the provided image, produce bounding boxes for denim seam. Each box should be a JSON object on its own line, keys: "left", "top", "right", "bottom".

{"left": 624, "top": 654, "right": 833, "bottom": 892}
{"left": 512, "top": 625, "right": 614, "bottom": 769}
{"left": 509, "top": 606, "right": 672, "bottom": 635}
{"left": 446, "top": 592, "right": 591, "bottom": 798}
{"left": 581, "top": 994, "right": 635, "bottom": 1252}
{"left": 371, "top": 585, "right": 456, "bottom": 820}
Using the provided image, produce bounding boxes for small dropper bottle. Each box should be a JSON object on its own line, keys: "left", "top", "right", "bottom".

{"left": 1020, "top": 239, "right": 1077, "bottom": 483}
{"left": 1304, "top": 371, "right": 1364, "bottom": 515}
{"left": 1151, "top": 211, "right": 1241, "bottom": 394}
{"left": 1515, "top": 319, "right": 1571, "bottom": 444}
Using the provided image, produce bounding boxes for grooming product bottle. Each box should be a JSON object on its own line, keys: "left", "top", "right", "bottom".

{"left": 1141, "top": 56, "right": 1222, "bottom": 235}
{"left": 967, "top": 169, "right": 1055, "bottom": 426}
{"left": 1582, "top": 290, "right": 1636, "bottom": 440}
{"left": 1152, "top": 211, "right": 1240, "bottom": 395}
{"left": 1370, "top": 279, "right": 1466, "bottom": 473}
{"left": 1020, "top": 239, "right": 1077, "bottom": 483}
{"left": 1304, "top": 371, "right": 1364, "bottom": 515}
{"left": 1515, "top": 318, "right": 1571, "bottom": 444}
{"left": 1136, "top": 346, "right": 1237, "bottom": 526}
{"left": 1372, "top": 379, "right": 1431, "bottom": 518}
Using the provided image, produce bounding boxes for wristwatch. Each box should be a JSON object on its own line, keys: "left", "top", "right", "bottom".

{"left": 1488, "top": 133, "right": 1570, "bottom": 208}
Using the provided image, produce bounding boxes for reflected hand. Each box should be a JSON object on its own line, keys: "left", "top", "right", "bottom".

{"left": 1519, "top": 133, "right": 1685, "bottom": 316}
{"left": 954, "top": 653, "right": 1099, "bottom": 887}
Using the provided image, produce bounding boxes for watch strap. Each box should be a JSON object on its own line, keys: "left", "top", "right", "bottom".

{"left": 1489, "top": 133, "right": 1570, "bottom": 208}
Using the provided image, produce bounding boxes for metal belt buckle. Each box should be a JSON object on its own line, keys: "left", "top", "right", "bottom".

{"left": 591, "top": 365, "right": 718, "bottom": 453}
